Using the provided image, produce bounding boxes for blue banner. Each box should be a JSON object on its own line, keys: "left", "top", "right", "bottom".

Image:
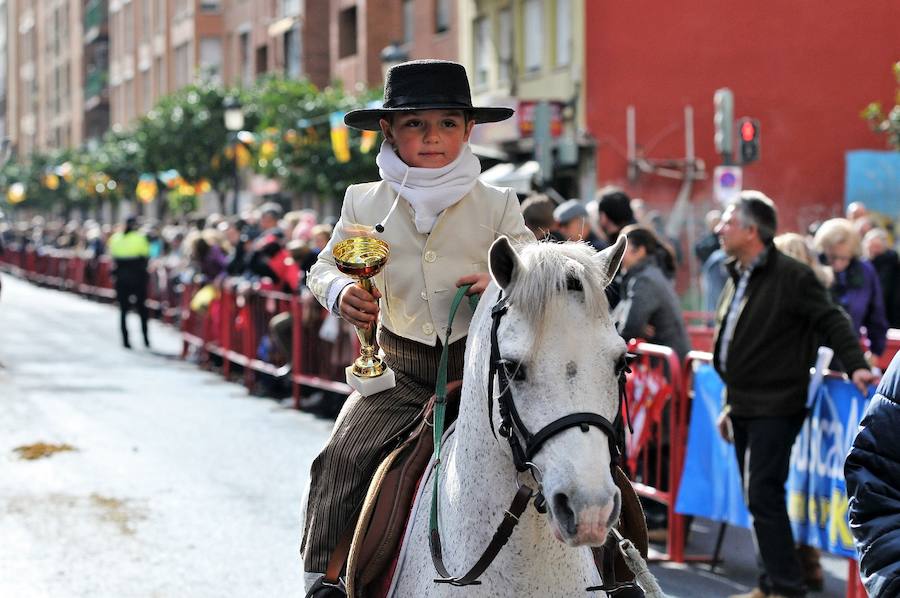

{"left": 788, "top": 377, "right": 872, "bottom": 558}
{"left": 845, "top": 150, "right": 900, "bottom": 217}
{"left": 674, "top": 364, "right": 750, "bottom": 528}
{"left": 675, "top": 364, "right": 872, "bottom": 557}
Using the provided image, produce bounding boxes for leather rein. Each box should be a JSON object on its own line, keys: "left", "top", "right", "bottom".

{"left": 428, "top": 284, "right": 634, "bottom": 590}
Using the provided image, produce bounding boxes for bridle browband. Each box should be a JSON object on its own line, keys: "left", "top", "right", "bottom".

{"left": 429, "top": 284, "right": 634, "bottom": 590}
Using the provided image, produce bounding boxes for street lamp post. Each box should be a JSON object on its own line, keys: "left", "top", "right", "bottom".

{"left": 223, "top": 97, "right": 245, "bottom": 215}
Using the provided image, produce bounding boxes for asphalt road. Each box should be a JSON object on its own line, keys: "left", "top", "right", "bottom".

{"left": 0, "top": 272, "right": 852, "bottom": 597}
{"left": 0, "top": 273, "right": 334, "bottom": 597}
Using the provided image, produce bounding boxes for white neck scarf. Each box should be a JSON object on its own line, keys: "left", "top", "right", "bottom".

{"left": 376, "top": 141, "right": 481, "bottom": 234}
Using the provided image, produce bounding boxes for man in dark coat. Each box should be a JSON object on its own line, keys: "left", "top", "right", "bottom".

{"left": 713, "top": 191, "right": 875, "bottom": 598}
{"left": 846, "top": 352, "right": 900, "bottom": 598}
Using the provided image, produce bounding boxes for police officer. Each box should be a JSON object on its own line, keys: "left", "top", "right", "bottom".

{"left": 108, "top": 216, "right": 151, "bottom": 348}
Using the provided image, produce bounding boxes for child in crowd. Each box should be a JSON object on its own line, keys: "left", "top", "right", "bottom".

{"left": 301, "top": 60, "right": 535, "bottom": 590}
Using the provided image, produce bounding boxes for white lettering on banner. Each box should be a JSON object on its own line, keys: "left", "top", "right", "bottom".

{"left": 792, "top": 389, "right": 860, "bottom": 479}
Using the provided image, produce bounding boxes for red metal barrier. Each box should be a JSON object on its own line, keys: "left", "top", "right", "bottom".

{"left": 683, "top": 311, "right": 716, "bottom": 353}
{"left": 625, "top": 339, "right": 688, "bottom": 563}
{"left": 176, "top": 279, "right": 353, "bottom": 400}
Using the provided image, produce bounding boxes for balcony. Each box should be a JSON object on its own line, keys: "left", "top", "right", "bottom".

{"left": 84, "top": 68, "right": 109, "bottom": 111}
{"left": 84, "top": 0, "right": 107, "bottom": 44}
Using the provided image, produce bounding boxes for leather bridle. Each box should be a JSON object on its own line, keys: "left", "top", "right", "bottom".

{"left": 488, "top": 292, "right": 632, "bottom": 484}
{"left": 429, "top": 286, "right": 634, "bottom": 589}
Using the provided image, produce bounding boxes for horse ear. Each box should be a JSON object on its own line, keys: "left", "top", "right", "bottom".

{"left": 489, "top": 236, "right": 523, "bottom": 290}
{"left": 595, "top": 234, "right": 627, "bottom": 286}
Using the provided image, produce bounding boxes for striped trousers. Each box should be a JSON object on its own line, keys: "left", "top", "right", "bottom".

{"left": 301, "top": 327, "right": 466, "bottom": 572}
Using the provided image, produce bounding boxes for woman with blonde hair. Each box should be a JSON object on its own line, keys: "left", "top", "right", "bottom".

{"left": 774, "top": 232, "right": 833, "bottom": 287}
{"left": 814, "top": 218, "right": 889, "bottom": 358}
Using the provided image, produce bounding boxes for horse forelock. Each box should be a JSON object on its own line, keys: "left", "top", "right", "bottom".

{"left": 505, "top": 242, "right": 610, "bottom": 329}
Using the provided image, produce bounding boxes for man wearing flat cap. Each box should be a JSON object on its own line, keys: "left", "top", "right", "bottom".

{"left": 554, "top": 199, "right": 603, "bottom": 250}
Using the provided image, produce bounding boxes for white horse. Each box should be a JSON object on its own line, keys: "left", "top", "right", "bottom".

{"left": 389, "top": 236, "right": 629, "bottom": 597}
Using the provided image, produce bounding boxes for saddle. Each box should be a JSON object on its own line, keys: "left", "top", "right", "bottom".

{"left": 316, "top": 380, "right": 648, "bottom": 598}
{"left": 346, "top": 381, "right": 463, "bottom": 597}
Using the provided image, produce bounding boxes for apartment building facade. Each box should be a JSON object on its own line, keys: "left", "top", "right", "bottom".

{"left": 5, "top": 0, "right": 333, "bottom": 159}
{"left": 6, "top": 0, "right": 85, "bottom": 157}
{"left": 458, "top": 0, "right": 588, "bottom": 199}
{"left": 329, "top": 0, "right": 458, "bottom": 90}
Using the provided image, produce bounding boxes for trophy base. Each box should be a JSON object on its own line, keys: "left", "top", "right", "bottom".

{"left": 346, "top": 365, "right": 396, "bottom": 397}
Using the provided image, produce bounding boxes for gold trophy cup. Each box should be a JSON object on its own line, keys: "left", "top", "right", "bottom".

{"left": 333, "top": 236, "right": 396, "bottom": 396}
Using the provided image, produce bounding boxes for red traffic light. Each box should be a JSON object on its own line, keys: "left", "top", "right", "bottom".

{"left": 740, "top": 120, "right": 757, "bottom": 142}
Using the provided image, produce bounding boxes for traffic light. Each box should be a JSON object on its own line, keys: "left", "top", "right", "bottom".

{"left": 737, "top": 117, "right": 760, "bottom": 164}
{"left": 713, "top": 88, "right": 734, "bottom": 162}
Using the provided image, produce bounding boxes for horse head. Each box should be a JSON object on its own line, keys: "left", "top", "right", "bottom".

{"left": 485, "top": 235, "right": 628, "bottom": 547}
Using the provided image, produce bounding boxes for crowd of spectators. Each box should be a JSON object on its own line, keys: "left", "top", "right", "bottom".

{"left": 0, "top": 203, "right": 346, "bottom": 405}
{"left": 2, "top": 192, "right": 897, "bottom": 369}
{"left": 0, "top": 202, "right": 335, "bottom": 296}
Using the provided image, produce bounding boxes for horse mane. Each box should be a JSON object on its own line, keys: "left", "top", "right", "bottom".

{"left": 505, "top": 241, "right": 611, "bottom": 328}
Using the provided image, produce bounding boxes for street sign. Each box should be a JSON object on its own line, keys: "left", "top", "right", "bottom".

{"left": 713, "top": 165, "right": 743, "bottom": 204}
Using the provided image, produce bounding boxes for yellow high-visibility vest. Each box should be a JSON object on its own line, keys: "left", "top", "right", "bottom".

{"left": 108, "top": 231, "right": 150, "bottom": 259}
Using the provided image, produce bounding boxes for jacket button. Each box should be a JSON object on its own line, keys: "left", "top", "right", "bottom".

{"left": 420, "top": 291, "right": 428, "bottom": 300}
{"left": 422, "top": 323, "right": 434, "bottom": 335}
{"left": 424, "top": 251, "right": 437, "bottom": 263}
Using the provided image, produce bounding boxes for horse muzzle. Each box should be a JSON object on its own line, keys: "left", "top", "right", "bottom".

{"left": 548, "top": 487, "right": 621, "bottom": 546}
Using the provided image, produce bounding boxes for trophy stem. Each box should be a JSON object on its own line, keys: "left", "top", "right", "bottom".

{"left": 353, "top": 278, "right": 380, "bottom": 356}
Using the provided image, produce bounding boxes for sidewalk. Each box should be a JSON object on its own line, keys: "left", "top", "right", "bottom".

{"left": 650, "top": 517, "right": 849, "bottom": 597}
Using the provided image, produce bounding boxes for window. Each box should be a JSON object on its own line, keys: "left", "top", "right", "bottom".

{"left": 473, "top": 16, "right": 489, "bottom": 87}
{"left": 200, "top": 0, "right": 221, "bottom": 11}
{"left": 435, "top": 0, "right": 450, "bottom": 33}
{"left": 142, "top": 0, "right": 151, "bottom": 40}
{"left": 155, "top": 56, "right": 165, "bottom": 96}
{"left": 555, "top": 0, "right": 571, "bottom": 67}
{"left": 124, "top": 78, "right": 134, "bottom": 121}
{"left": 239, "top": 32, "right": 252, "bottom": 84}
{"left": 523, "top": 0, "right": 543, "bottom": 72}
{"left": 142, "top": 70, "right": 153, "bottom": 113}
{"left": 123, "top": 2, "right": 133, "bottom": 51}
{"left": 284, "top": 27, "right": 302, "bottom": 79}
{"left": 402, "top": 0, "right": 414, "bottom": 45}
{"left": 174, "top": 42, "right": 192, "bottom": 87}
{"left": 155, "top": 0, "right": 165, "bottom": 33}
{"left": 338, "top": 7, "right": 357, "bottom": 58}
{"left": 59, "top": 4, "right": 70, "bottom": 54}
{"left": 498, "top": 7, "right": 512, "bottom": 84}
{"left": 256, "top": 45, "right": 268, "bottom": 76}
{"left": 61, "top": 63, "right": 70, "bottom": 112}
{"left": 199, "top": 36, "right": 223, "bottom": 83}
{"left": 281, "top": 0, "right": 300, "bottom": 16}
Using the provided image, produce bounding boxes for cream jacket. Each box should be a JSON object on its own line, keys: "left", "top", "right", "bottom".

{"left": 308, "top": 180, "right": 535, "bottom": 345}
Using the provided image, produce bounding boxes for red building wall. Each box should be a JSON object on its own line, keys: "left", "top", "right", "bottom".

{"left": 585, "top": 1, "right": 899, "bottom": 232}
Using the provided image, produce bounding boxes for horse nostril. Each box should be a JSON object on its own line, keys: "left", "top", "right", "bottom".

{"left": 552, "top": 493, "right": 577, "bottom": 536}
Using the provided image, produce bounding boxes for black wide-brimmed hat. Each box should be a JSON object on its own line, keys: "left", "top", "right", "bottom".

{"left": 344, "top": 60, "right": 515, "bottom": 131}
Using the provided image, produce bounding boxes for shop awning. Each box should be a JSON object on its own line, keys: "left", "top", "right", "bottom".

{"left": 479, "top": 160, "right": 540, "bottom": 194}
